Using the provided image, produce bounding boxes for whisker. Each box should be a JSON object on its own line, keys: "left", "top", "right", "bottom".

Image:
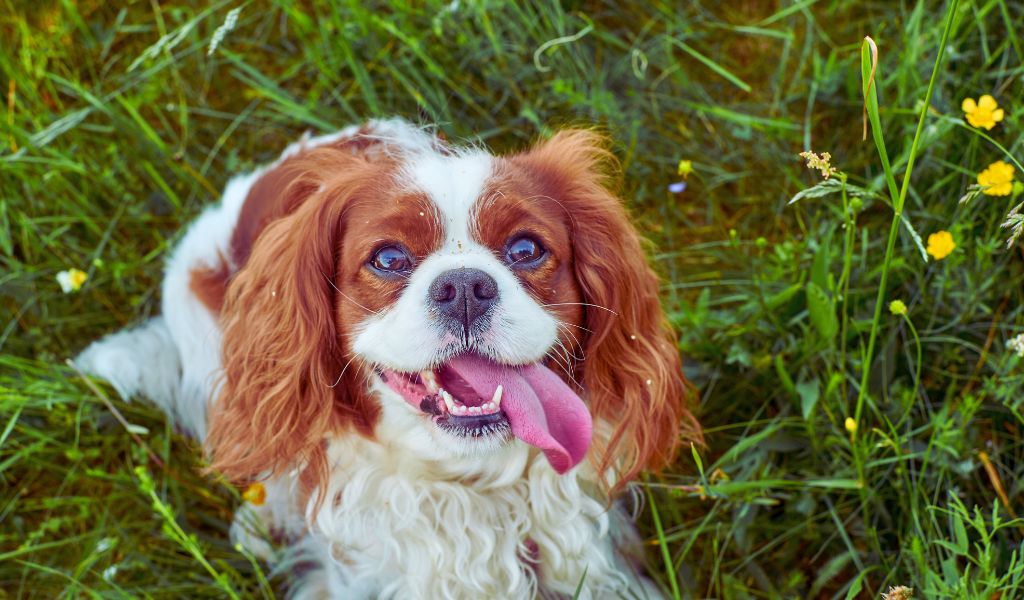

{"left": 521, "top": 194, "right": 577, "bottom": 230}
{"left": 558, "top": 336, "right": 584, "bottom": 365}
{"left": 323, "top": 271, "right": 380, "bottom": 315}
{"left": 555, "top": 338, "right": 579, "bottom": 368}
{"left": 558, "top": 321, "right": 593, "bottom": 334}
{"left": 545, "top": 343, "right": 584, "bottom": 390}
{"left": 542, "top": 302, "right": 618, "bottom": 316}
{"left": 556, "top": 323, "right": 586, "bottom": 361}
{"left": 328, "top": 353, "right": 360, "bottom": 388}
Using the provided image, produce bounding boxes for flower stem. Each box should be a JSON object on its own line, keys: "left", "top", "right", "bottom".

{"left": 853, "top": 0, "right": 960, "bottom": 429}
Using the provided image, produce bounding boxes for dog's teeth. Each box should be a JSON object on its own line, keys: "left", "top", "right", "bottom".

{"left": 440, "top": 389, "right": 456, "bottom": 413}
{"left": 469, "top": 406, "right": 481, "bottom": 415}
{"left": 421, "top": 370, "right": 439, "bottom": 393}
{"left": 491, "top": 385, "right": 503, "bottom": 407}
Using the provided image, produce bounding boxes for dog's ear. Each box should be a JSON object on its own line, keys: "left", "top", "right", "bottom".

{"left": 516, "top": 130, "right": 702, "bottom": 486}
{"left": 206, "top": 152, "right": 379, "bottom": 498}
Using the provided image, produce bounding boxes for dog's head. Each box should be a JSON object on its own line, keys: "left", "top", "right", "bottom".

{"left": 206, "top": 122, "right": 700, "bottom": 497}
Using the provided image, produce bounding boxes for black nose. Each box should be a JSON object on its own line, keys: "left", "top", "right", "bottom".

{"left": 429, "top": 268, "right": 499, "bottom": 334}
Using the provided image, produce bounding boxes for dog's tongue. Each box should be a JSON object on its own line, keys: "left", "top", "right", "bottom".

{"left": 446, "top": 354, "right": 591, "bottom": 473}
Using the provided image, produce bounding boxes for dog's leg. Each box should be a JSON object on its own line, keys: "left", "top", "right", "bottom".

{"left": 75, "top": 315, "right": 181, "bottom": 412}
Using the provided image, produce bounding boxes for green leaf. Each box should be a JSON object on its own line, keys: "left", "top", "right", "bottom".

{"left": 690, "top": 443, "right": 705, "bottom": 476}
{"left": 843, "top": 570, "right": 867, "bottom": 600}
{"left": 952, "top": 513, "right": 969, "bottom": 554}
{"left": 933, "top": 540, "right": 965, "bottom": 556}
{"left": 809, "top": 552, "right": 853, "bottom": 598}
{"left": 824, "top": 373, "right": 843, "bottom": 401}
{"left": 774, "top": 354, "right": 798, "bottom": 397}
{"left": 797, "top": 380, "right": 820, "bottom": 420}
{"left": 789, "top": 178, "right": 845, "bottom": 204}
{"left": 766, "top": 282, "right": 803, "bottom": 310}
{"left": 806, "top": 282, "right": 838, "bottom": 339}
{"left": 787, "top": 178, "right": 875, "bottom": 205}
{"left": 712, "top": 422, "right": 783, "bottom": 469}
{"left": 668, "top": 39, "right": 752, "bottom": 93}
{"left": 860, "top": 37, "right": 901, "bottom": 205}
{"left": 901, "top": 213, "right": 929, "bottom": 263}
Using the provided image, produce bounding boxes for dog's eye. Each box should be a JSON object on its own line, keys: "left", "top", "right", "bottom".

{"left": 370, "top": 246, "right": 413, "bottom": 273}
{"left": 505, "top": 235, "right": 545, "bottom": 267}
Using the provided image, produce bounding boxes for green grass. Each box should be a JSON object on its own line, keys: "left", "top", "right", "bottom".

{"left": 3, "top": 0, "right": 1024, "bottom": 597}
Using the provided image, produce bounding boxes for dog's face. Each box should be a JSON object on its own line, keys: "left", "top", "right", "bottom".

{"left": 338, "top": 150, "right": 591, "bottom": 468}
{"left": 207, "top": 125, "right": 699, "bottom": 494}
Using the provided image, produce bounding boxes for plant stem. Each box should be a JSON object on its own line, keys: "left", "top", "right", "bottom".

{"left": 853, "top": 0, "right": 960, "bottom": 429}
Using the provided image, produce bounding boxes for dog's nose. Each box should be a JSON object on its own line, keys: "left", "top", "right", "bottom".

{"left": 429, "top": 268, "right": 499, "bottom": 333}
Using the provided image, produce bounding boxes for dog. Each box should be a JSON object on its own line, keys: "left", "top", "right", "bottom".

{"left": 77, "top": 119, "right": 701, "bottom": 598}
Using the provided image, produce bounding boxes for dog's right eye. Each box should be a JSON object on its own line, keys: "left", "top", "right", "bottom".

{"left": 370, "top": 246, "right": 413, "bottom": 274}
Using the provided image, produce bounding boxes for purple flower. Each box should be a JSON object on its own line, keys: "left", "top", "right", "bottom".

{"left": 668, "top": 181, "right": 687, "bottom": 194}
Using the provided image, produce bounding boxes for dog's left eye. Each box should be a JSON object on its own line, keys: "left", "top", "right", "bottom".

{"left": 370, "top": 245, "right": 413, "bottom": 273}
{"left": 505, "top": 235, "right": 545, "bottom": 267}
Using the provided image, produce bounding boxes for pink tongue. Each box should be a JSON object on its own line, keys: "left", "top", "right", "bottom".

{"left": 446, "top": 354, "right": 591, "bottom": 474}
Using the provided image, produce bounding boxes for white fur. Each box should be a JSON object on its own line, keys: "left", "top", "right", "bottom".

{"left": 76, "top": 316, "right": 180, "bottom": 414}
{"left": 353, "top": 149, "right": 560, "bottom": 371}
{"left": 76, "top": 119, "right": 661, "bottom": 599}
{"left": 303, "top": 414, "right": 636, "bottom": 599}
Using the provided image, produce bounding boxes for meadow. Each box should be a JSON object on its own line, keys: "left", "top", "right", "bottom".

{"left": 2, "top": 0, "right": 1023, "bottom": 597}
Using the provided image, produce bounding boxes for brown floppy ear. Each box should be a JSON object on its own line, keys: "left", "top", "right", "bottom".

{"left": 517, "top": 130, "right": 702, "bottom": 486}
{"left": 205, "top": 155, "right": 379, "bottom": 495}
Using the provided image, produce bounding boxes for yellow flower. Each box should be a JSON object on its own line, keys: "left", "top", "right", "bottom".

{"left": 677, "top": 159, "right": 694, "bottom": 179}
{"left": 844, "top": 417, "right": 857, "bottom": 434}
{"left": 889, "top": 300, "right": 907, "bottom": 316}
{"left": 56, "top": 268, "right": 88, "bottom": 293}
{"left": 242, "top": 482, "right": 266, "bottom": 506}
{"left": 961, "top": 95, "right": 1005, "bottom": 130}
{"left": 926, "top": 230, "right": 956, "bottom": 260}
{"left": 977, "top": 160, "right": 1015, "bottom": 196}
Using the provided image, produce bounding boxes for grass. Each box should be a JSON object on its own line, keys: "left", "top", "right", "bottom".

{"left": 2, "top": 0, "right": 1024, "bottom": 597}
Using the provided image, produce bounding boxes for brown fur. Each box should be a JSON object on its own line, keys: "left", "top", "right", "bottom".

{"left": 334, "top": 191, "right": 443, "bottom": 334}
{"left": 188, "top": 256, "right": 230, "bottom": 315}
{"left": 205, "top": 147, "right": 418, "bottom": 502}
{"left": 474, "top": 167, "right": 585, "bottom": 374}
{"left": 506, "top": 130, "right": 703, "bottom": 486}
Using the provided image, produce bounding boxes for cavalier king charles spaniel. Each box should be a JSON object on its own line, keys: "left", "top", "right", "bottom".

{"left": 78, "top": 119, "right": 701, "bottom": 598}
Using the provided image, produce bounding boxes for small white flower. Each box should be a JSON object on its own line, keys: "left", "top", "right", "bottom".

{"left": 56, "top": 268, "right": 87, "bottom": 293}
{"left": 1008, "top": 333, "right": 1024, "bottom": 358}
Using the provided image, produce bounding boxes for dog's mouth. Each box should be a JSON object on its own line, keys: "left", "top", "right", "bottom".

{"left": 382, "top": 366, "right": 511, "bottom": 439}
{"left": 378, "top": 353, "right": 593, "bottom": 473}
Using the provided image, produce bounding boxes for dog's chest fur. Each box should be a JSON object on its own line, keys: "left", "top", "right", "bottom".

{"left": 302, "top": 435, "right": 627, "bottom": 599}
